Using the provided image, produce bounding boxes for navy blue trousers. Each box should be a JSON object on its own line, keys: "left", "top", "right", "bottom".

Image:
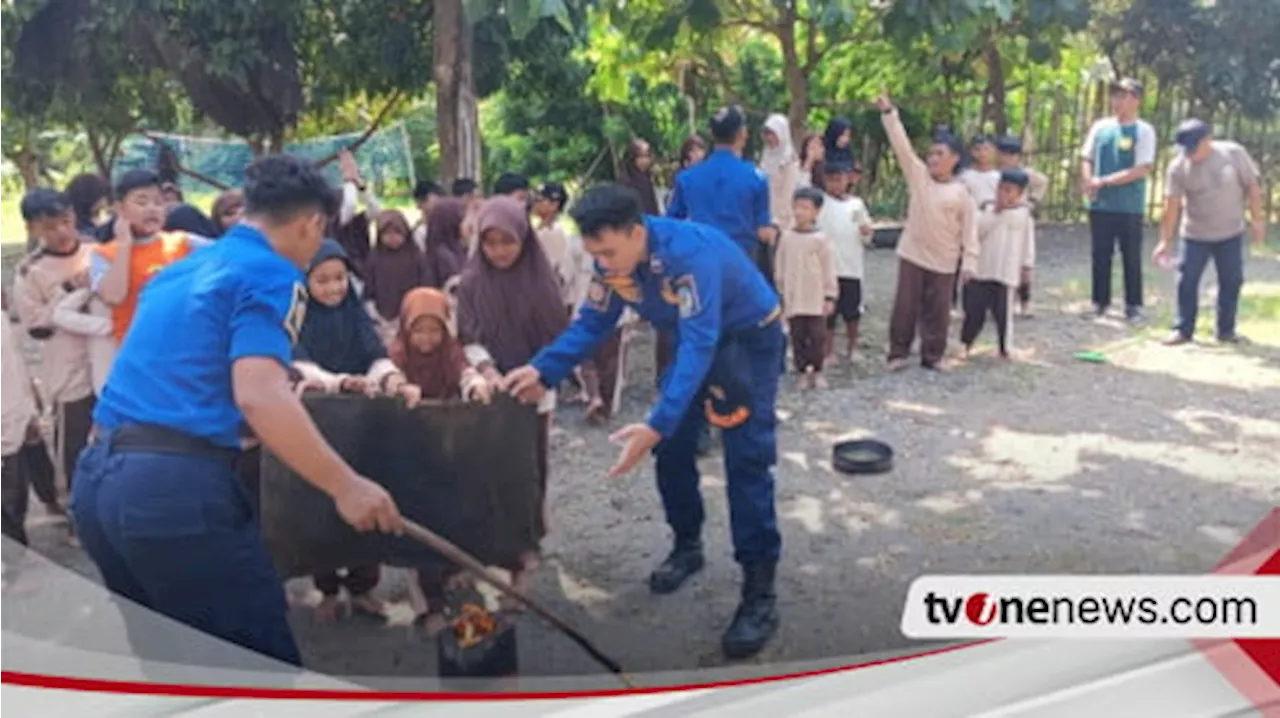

{"left": 654, "top": 322, "right": 784, "bottom": 565}
{"left": 70, "top": 430, "right": 300, "bottom": 666}
{"left": 1173, "top": 235, "right": 1244, "bottom": 340}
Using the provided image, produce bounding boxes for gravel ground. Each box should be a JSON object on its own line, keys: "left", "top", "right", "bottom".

{"left": 8, "top": 225, "right": 1280, "bottom": 685}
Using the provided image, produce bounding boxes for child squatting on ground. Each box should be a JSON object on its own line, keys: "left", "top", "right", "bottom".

{"left": 774, "top": 187, "right": 838, "bottom": 389}
{"left": 961, "top": 168, "right": 1036, "bottom": 360}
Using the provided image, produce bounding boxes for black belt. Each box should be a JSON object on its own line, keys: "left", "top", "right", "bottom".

{"left": 102, "top": 424, "right": 238, "bottom": 462}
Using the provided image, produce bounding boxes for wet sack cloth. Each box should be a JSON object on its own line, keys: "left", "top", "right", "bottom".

{"left": 259, "top": 394, "right": 543, "bottom": 578}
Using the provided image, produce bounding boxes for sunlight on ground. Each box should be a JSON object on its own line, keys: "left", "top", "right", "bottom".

{"left": 882, "top": 400, "right": 947, "bottom": 417}
{"left": 779, "top": 491, "right": 902, "bottom": 537}
{"left": 1107, "top": 343, "right": 1280, "bottom": 392}
{"left": 950, "top": 424, "right": 1280, "bottom": 498}
{"left": 1142, "top": 281, "right": 1280, "bottom": 349}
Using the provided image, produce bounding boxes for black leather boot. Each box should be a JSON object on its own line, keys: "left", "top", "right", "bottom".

{"left": 648, "top": 539, "right": 705, "bottom": 594}
{"left": 721, "top": 561, "right": 779, "bottom": 659}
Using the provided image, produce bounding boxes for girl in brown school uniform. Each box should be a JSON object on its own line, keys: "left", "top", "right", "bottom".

{"left": 364, "top": 209, "right": 430, "bottom": 346}
{"left": 292, "top": 239, "right": 411, "bottom": 623}
{"left": 454, "top": 196, "right": 568, "bottom": 596}
{"left": 385, "top": 287, "right": 491, "bottom": 629}
{"left": 421, "top": 198, "right": 469, "bottom": 291}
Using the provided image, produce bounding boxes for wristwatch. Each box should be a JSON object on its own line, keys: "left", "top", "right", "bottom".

{"left": 61, "top": 280, "right": 76, "bottom": 293}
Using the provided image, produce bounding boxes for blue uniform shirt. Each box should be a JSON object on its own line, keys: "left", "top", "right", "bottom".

{"left": 94, "top": 224, "right": 306, "bottom": 448}
{"left": 530, "top": 216, "right": 779, "bottom": 439}
{"left": 666, "top": 148, "right": 772, "bottom": 256}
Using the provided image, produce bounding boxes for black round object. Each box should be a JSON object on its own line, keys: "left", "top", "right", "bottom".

{"left": 832, "top": 439, "right": 894, "bottom": 475}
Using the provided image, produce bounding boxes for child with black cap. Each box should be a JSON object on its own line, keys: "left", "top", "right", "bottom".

{"left": 961, "top": 168, "right": 1036, "bottom": 360}
{"left": 995, "top": 136, "right": 1049, "bottom": 316}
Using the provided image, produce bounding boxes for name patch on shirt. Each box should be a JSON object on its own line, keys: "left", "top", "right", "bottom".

{"left": 284, "top": 281, "right": 308, "bottom": 345}
{"left": 585, "top": 276, "right": 612, "bottom": 311}
{"left": 673, "top": 274, "right": 701, "bottom": 319}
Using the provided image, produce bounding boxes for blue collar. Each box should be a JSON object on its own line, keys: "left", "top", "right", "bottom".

{"left": 708, "top": 147, "right": 739, "bottom": 161}
{"left": 223, "top": 223, "right": 271, "bottom": 248}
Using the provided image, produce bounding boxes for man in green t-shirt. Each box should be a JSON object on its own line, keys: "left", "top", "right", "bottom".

{"left": 1079, "top": 78, "right": 1158, "bottom": 321}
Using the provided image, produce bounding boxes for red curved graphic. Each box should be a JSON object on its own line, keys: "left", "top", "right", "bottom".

{"left": 1, "top": 640, "right": 992, "bottom": 701}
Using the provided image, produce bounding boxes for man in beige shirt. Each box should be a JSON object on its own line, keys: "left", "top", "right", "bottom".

{"left": 1155, "top": 119, "right": 1266, "bottom": 345}
{"left": 12, "top": 189, "right": 97, "bottom": 498}
{"left": 877, "top": 94, "right": 979, "bottom": 371}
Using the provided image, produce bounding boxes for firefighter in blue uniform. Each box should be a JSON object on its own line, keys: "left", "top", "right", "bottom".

{"left": 666, "top": 105, "right": 778, "bottom": 271}
{"left": 70, "top": 155, "right": 404, "bottom": 666}
{"left": 503, "top": 185, "right": 785, "bottom": 659}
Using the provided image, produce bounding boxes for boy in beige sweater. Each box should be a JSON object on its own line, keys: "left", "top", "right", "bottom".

{"left": 775, "top": 187, "right": 838, "bottom": 389}
{"left": 961, "top": 169, "right": 1036, "bottom": 359}
{"left": 876, "top": 94, "right": 979, "bottom": 371}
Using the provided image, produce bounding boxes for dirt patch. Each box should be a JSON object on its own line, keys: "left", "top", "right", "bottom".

{"left": 12, "top": 225, "right": 1280, "bottom": 682}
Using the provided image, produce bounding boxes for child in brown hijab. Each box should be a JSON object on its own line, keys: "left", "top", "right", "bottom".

{"left": 364, "top": 209, "right": 430, "bottom": 346}
{"left": 421, "top": 198, "right": 468, "bottom": 291}
{"left": 386, "top": 287, "right": 491, "bottom": 629}
{"left": 454, "top": 196, "right": 568, "bottom": 599}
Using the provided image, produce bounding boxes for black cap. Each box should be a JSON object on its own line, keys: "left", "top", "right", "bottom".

{"left": 932, "top": 129, "right": 964, "bottom": 157}
{"left": 709, "top": 105, "right": 746, "bottom": 143}
{"left": 999, "top": 168, "right": 1030, "bottom": 189}
{"left": 971, "top": 134, "right": 994, "bottom": 147}
{"left": 20, "top": 188, "right": 72, "bottom": 221}
{"left": 822, "top": 161, "right": 854, "bottom": 176}
{"left": 996, "top": 136, "right": 1023, "bottom": 154}
{"left": 493, "top": 172, "right": 530, "bottom": 196}
{"left": 1110, "top": 77, "right": 1145, "bottom": 97}
{"left": 1174, "top": 118, "right": 1211, "bottom": 152}
{"left": 538, "top": 181, "right": 568, "bottom": 207}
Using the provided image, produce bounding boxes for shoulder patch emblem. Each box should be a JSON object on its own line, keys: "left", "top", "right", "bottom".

{"left": 585, "top": 276, "right": 612, "bottom": 311}
{"left": 673, "top": 274, "right": 701, "bottom": 319}
{"left": 284, "top": 281, "right": 308, "bottom": 345}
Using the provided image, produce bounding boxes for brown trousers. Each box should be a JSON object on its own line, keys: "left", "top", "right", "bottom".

{"left": 580, "top": 329, "right": 623, "bottom": 415}
{"left": 788, "top": 316, "right": 828, "bottom": 372}
{"left": 57, "top": 394, "right": 95, "bottom": 491}
{"left": 888, "top": 259, "right": 956, "bottom": 367}
{"left": 1, "top": 454, "right": 25, "bottom": 547}
{"left": 654, "top": 329, "right": 675, "bottom": 388}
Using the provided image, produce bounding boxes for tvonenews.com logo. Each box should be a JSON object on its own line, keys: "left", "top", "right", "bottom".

{"left": 922, "top": 591, "right": 1257, "bottom": 627}
{"left": 900, "top": 576, "right": 1280, "bottom": 639}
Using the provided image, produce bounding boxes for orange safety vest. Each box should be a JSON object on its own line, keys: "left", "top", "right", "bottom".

{"left": 95, "top": 232, "right": 195, "bottom": 343}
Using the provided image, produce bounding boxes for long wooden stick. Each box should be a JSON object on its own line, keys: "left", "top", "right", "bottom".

{"left": 400, "top": 518, "right": 635, "bottom": 688}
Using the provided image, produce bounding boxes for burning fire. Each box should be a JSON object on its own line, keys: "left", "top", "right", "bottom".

{"left": 452, "top": 603, "right": 498, "bottom": 649}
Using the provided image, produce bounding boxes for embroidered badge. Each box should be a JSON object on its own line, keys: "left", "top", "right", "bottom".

{"left": 585, "top": 276, "right": 612, "bottom": 310}
{"left": 660, "top": 278, "right": 681, "bottom": 305}
{"left": 649, "top": 254, "right": 664, "bottom": 275}
{"left": 1117, "top": 136, "right": 1134, "bottom": 151}
{"left": 673, "top": 274, "right": 701, "bottom": 319}
{"left": 284, "top": 281, "right": 308, "bottom": 345}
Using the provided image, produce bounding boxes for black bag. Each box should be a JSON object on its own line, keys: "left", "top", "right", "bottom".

{"left": 259, "top": 394, "right": 543, "bottom": 578}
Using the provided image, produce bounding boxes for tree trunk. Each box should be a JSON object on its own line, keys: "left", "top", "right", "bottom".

{"left": 86, "top": 127, "right": 114, "bottom": 180}
{"left": 435, "top": 0, "right": 482, "bottom": 185}
{"left": 14, "top": 151, "right": 40, "bottom": 190}
{"left": 776, "top": 19, "right": 808, "bottom": 142}
{"left": 982, "top": 39, "right": 1008, "bottom": 135}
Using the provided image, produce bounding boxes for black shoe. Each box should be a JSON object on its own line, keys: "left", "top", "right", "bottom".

{"left": 649, "top": 541, "right": 705, "bottom": 595}
{"left": 721, "top": 562, "right": 779, "bottom": 660}
{"left": 1125, "top": 306, "right": 1145, "bottom": 323}
{"left": 1218, "top": 334, "right": 1245, "bottom": 345}
{"left": 1083, "top": 305, "right": 1107, "bottom": 319}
